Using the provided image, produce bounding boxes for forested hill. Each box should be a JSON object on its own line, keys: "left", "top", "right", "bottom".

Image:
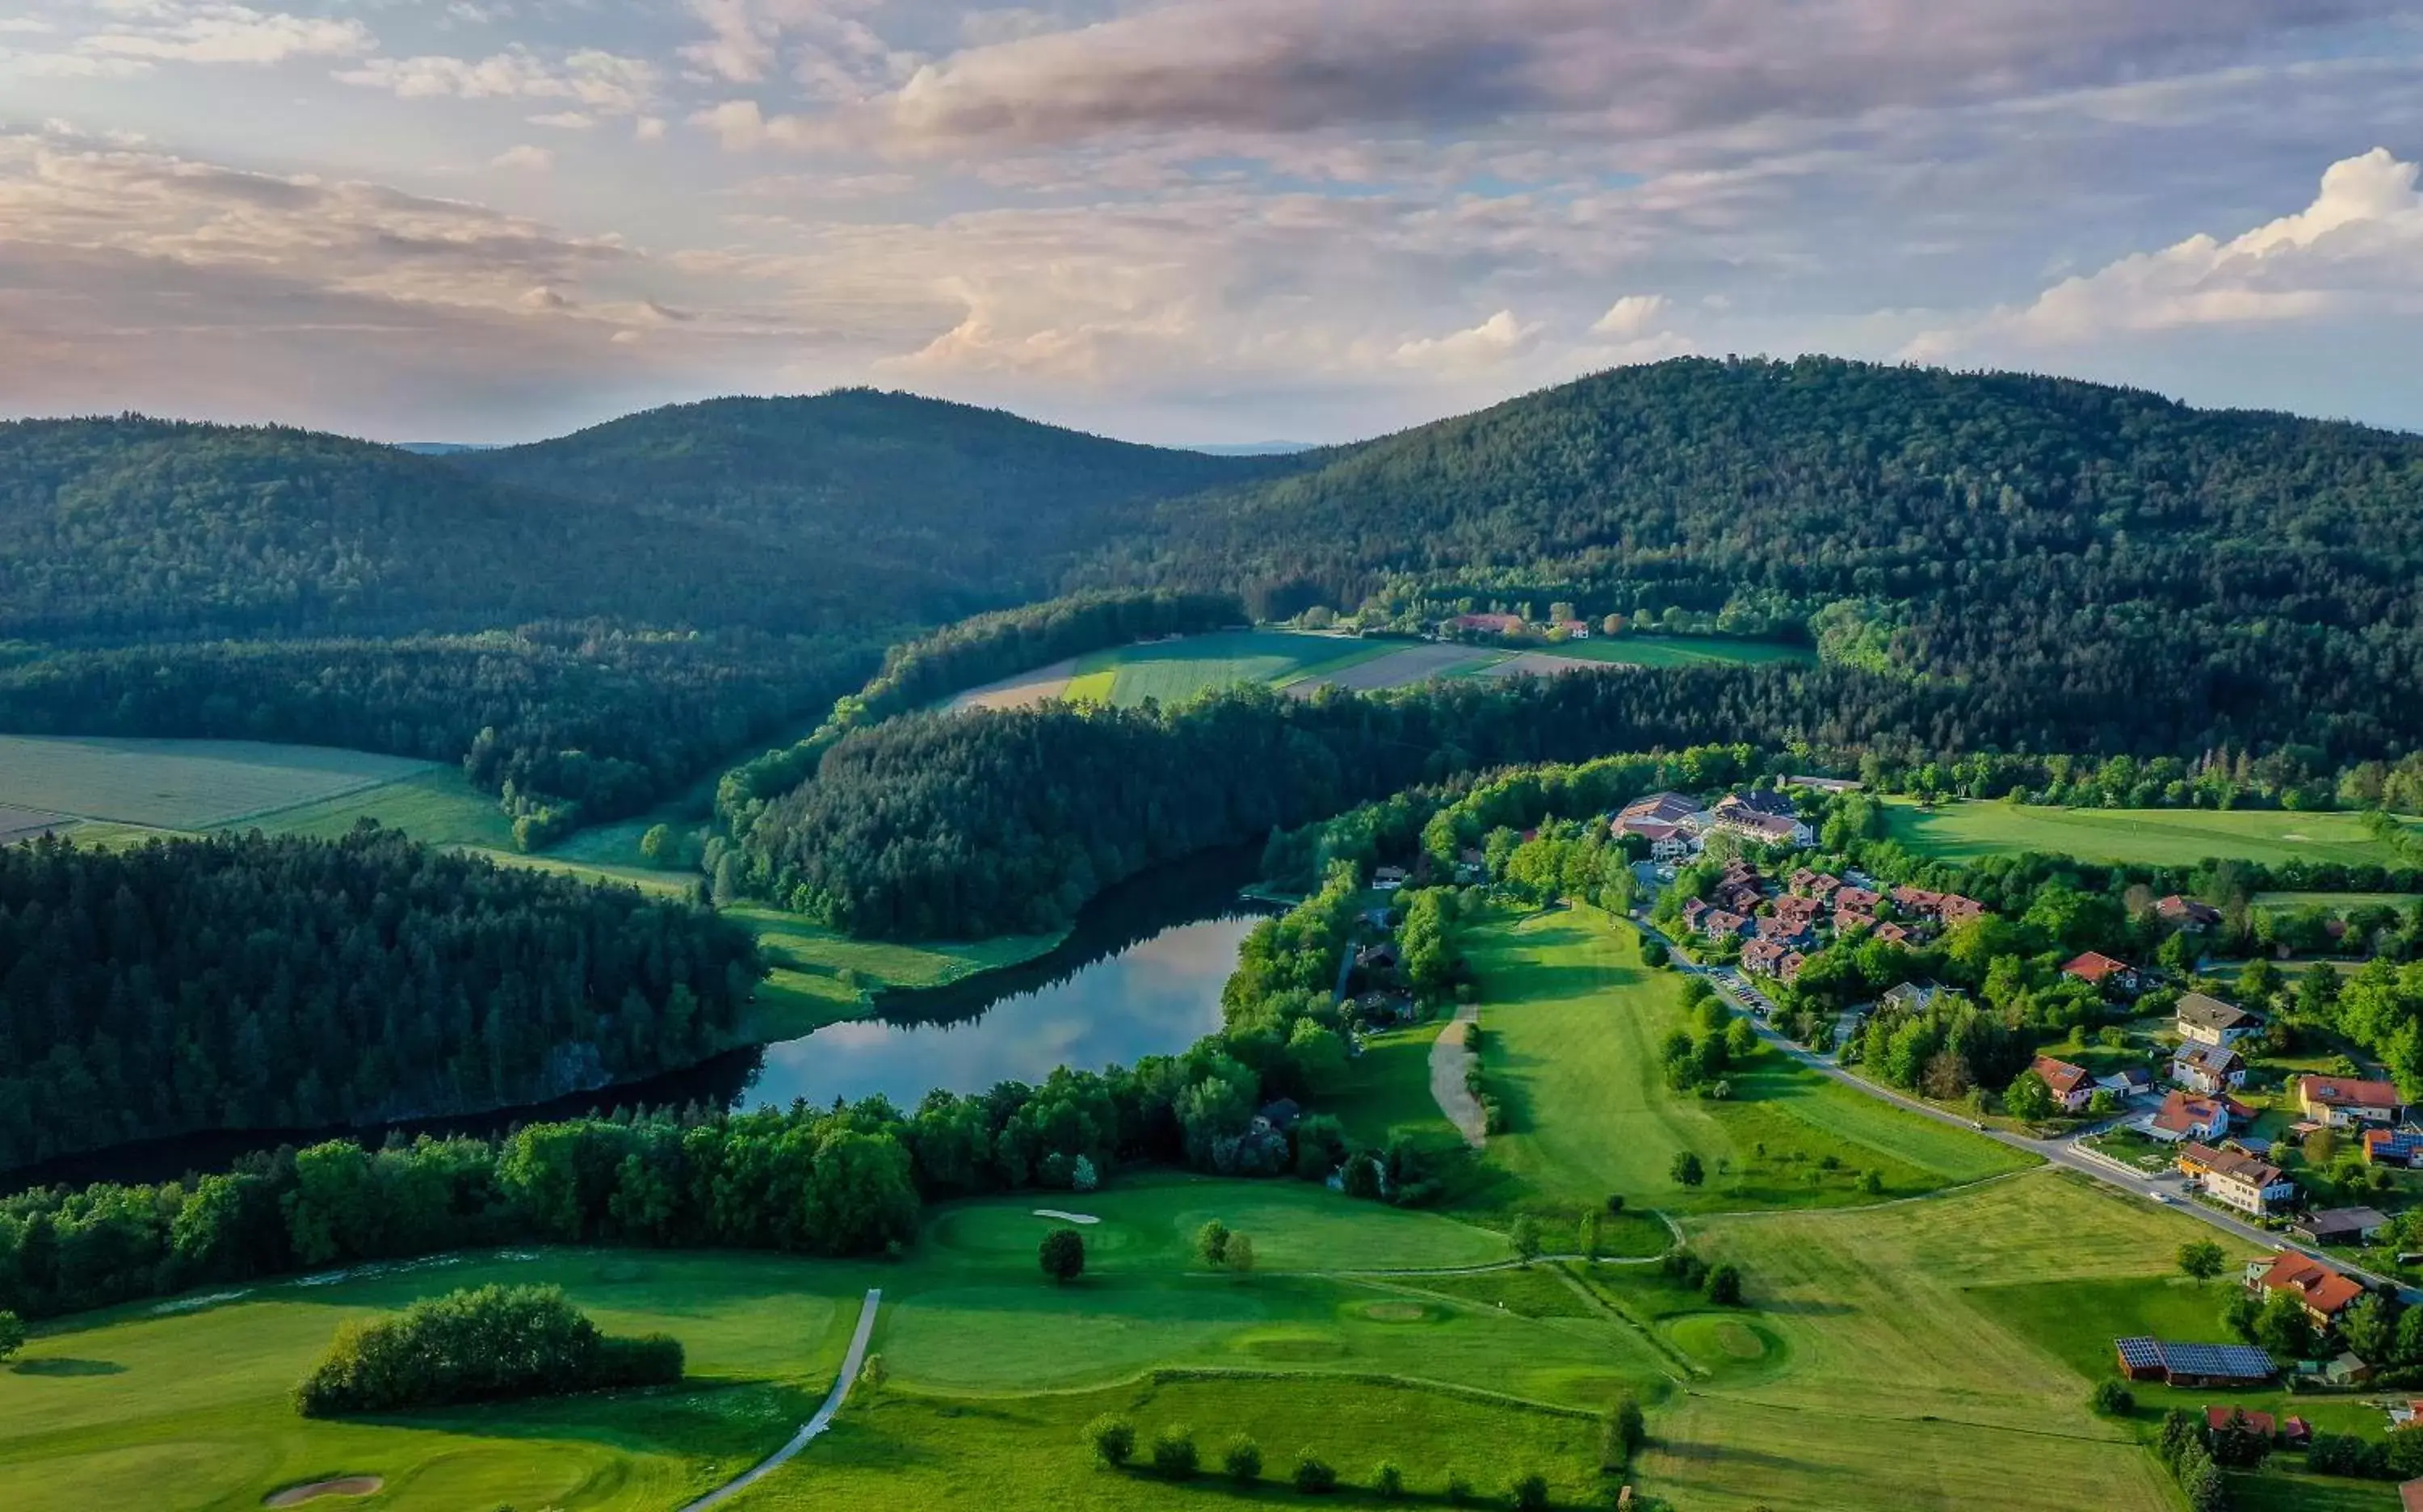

{"left": 1112, "top": 356, "right": 2423, "bottom": 753}
{"left": 0, "top": 417, "right": 927, "bottom": 639}
{"left": 456, "top": 388, "right": 1312, "bottom": 608}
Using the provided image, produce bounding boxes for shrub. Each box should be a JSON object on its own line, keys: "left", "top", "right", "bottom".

{"left": 1446, "top": 1473, "right": 1476, "bottom": 1505}
{"left": 1510, "top": 1216, "right": 1542, "bottom": 1258}
{"left": 1374, "top": 1461, "right": 1405, "bottom": 1499}
{"left": 1222, "top": 1436, "right": 1263, "bottom": 1483}
{"left": 1669, "top": 1152, "right": 1705, "bottom": 1187}
{"left": 292, "top": 1284, "right": 681, "bottom": 1418}
{"left": 1603, "top": 1392, "right": 1647, "bottom": 1471}
{"left": 1511, "top": 1470, "right": 1552, "bottom": 1510}
{"left": 1197, "top": 1220, "right": 1232, "bottom": 1267}
{"left": 0, "top": 1309, "right": 24, "bottom": 1363}
{"left": 1039, "top": 1227, "right": 1086, "bottom": 1283}
{"left": 1703, "top": 1262, "right": 1744, "bottom": 1306}
{"left": 1150, "top": 1426, "right": 1199, "bottom": 1479}
{"left": 1294, "top": 1453, "right": 1339, "bottom": 1493}
{"left": 1086, "top": 1414, "right": 1137, "bottom": 1468}
{"left": 2090, "top": 1380, "right": 2135, "bottom": 1417}
{"left": 1604, "top": 1193, "right": 1626, "bottom": 1216}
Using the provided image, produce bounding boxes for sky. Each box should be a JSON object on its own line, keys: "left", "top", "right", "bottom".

{"left": 2, "top": 1, "right": 2420, "bottom": 447}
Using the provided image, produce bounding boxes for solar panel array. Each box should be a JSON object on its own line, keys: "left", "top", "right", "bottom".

{"left": 2114, "top": 1338, "right": 2274, "bottom": 1380}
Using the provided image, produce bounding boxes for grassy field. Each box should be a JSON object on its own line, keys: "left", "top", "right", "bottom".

{"left": 1525, "top": 635, "right": 1815, "bottom": 669}
{"left": 1062, "top": 630, "right": 1392, "bottom": 708}
{"left": 1884, "top": 796, "right": 2422, "bottom": 868}
{"left": 725, "top": 904, "right": 1069, "bottom": 1037}
{"left": 1467, "top": 906, "right": 2030, "bottom": 1218}
{"left": 0, "top": 733, "right": 432, "bottom": 830}
{"left": 243, "top": 767, "right": 517, "bottom": 848}
{"left": 2253, "top": 889, "right": 2419, "bottom": 914}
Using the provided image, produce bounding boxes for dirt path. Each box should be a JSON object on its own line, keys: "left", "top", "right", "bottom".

{"left": 678, "top": 1287, "right": 883, "bottom": 1511}
{"left": 1430, "top": 1004, "right": 1485, "bottom": 1147}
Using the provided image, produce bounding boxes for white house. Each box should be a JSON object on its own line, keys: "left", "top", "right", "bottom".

{"left": 2171, "top": 1044, "right": 2247, "bottom": 1096}
{"left": 2182, "top": 1143, "right": 2299, "bottom": 1217}
{"left": 2175, "top": 993, "right": 2259, "bottom": 1048}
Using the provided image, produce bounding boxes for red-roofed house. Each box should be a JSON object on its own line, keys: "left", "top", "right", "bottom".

{"left": 2299, "top": 1074, "right": 2404, "bottom": 1129}
{"left": 2179, "top": 1143, "right": 2298, "bottom": 1216}
{"left": 2031, "top": 1055, "right": 2096, "bottom": 1114}
{"left": 2156, "top": 895, "right": 2224, "bottom": 932}
{"left": 2248, "top": 1254, "right": 2366, "bottom": 1326}
{"left": 2206, "top": 1406, "right": 2276, "bottom": 1438}
{"left": 2148, "top": 1090, "right": 2230, "bottom": 1144}
{"left": 2062, "top": 951, "right": 2143, "bottom": 994}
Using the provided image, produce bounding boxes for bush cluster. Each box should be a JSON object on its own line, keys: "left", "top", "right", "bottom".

{"left": 293, "top": 1284, "right": 681, "bottom": 1417}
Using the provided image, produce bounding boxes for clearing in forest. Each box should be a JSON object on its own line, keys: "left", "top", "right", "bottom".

{"left": 0, "top": 733, "right": 430, "bottom": 831}
{"left": 1883, "top": 796, "right": 2422, "bottom": 868}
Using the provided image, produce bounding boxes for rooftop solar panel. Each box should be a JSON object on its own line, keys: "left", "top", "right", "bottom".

{"left": 2110, "top": 1338, "right": 2274, "bottom": 1380}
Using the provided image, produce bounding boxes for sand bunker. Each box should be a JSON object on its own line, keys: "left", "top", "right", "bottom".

{"left": 1032, "top": 1209, "right": 1100, "bottom": 1224}
{"left": 264, "top": 1476, "right": 382, "bottom": 1506}
{"left": 947, "top": 659, "right": 1079, "bottom": 712}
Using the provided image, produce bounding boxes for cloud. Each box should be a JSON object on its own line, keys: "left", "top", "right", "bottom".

{"left": 78, "top": 4, "right": 373, "bottom": 67}
{"left": 1906, "top": 146, "right": 2423, "bottom": 357}
{"left": 491, "top": 144, "right": 556, "bottom": 172}
{"left": 529, "top": 112, "right": 595, "bottom": 131}
{"left": 792, "top": 0, "right": 2383, "bottom": 157}
{"left": 1393, "top": 311, "right": 1546, "bottom": 372}
{"left": 680, "top": 0, "right": 901, "bottom": 91}
{"left": 335, "top": 48, "right": 658, "bottom": 115}
{"left": 635, "top": 116, "right": 668, "bottom": 143}
{"left": 1590, "top": 295, "right": 1673, "bottom": 339}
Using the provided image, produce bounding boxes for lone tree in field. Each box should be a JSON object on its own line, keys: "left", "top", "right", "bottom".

{"left": 1669, "top": 1151, "right": 1706, "bottom": 1188}
{"left": 1226, "top": 1234, "right": 1256, "bottom": 1275}
{"left": 1086, "top": 1413, "right": 1136, "bottom": 1468}
{"left": 1040, "top": 1227, "right": 1086, "bottom": 1284}
{"left": 1602, "top": 1392, "right": 1646, "bottom": 1472}
{"left": 2177, "top": 1239, "right": 2228, "bottom": 1281}
{"left": 0, "top": 1309, "right": 24, "bottom": 1363}
{"left": 1196, "top": 1219, "right": 1232, "bottom": 1267}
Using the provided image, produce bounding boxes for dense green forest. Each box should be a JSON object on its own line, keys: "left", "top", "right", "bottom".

{"left": 0, "top": 828, "right": 759, "bottom": 1169}
{"left": 716, "top": 588, "right": 1245, "bottom": 838}
{"left": 0, "top": 627, "right": 878, "bottom": 825}
{"left": 1103, "top": 357, "right": 2423, "bottom": 754}
{"left": 460, "top": 389, "right": 1300, "bottom": 610}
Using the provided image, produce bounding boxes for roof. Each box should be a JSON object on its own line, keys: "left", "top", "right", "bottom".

{"left": 2300, "top": 1206, "right": 2391, "bottom": 1237}
{"left": 2207, "top": 1406, "right": 2275, "bottom": 1437}
{"left": 2062, "top": 951, "right": 2134, "bottom": 984}
{"left": 2253, "top": 1254, "right": 2366, "bottom": 1317}
{"left": 1617, "top": 791, "right": 1705, "bottom": 825}
{"left": 1724, "top": 810, "right": 1803, "bottom": 841}
{"left": 2157, "top": 894, "right": 2224, "bottom": 925}
{"left": 2403, "top": 1480, "right": 2423, "bottom": 1512}
{"left": 2299, "top": 1073, "right": 2402, "bottom": 1112}
{"left": 2176, "top": 993, "right": 2253, "bottom": 1034}
{"left": 1723, "top": 788, "right": 1798, "bottom": 817}
{"left": 2031, "top": 1056, "right": 2093, "bottom": 1098}
{"left": 2113, "top": 1337, "right": 2274, "bottom": 1382}
{"left": 2182, "top": 1143, "right": 2287, "bottom": 1190}
{"left": 2173, "top": 1044, "right": 2245, "bottom": 1073}
{"left": 2152, "top": 1090, "right": 2227, "bottom": 1135}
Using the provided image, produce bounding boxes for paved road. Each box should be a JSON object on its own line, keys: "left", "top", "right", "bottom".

{"left": 678, "top": 1287, "right": 884, "bottom": 1512}
{"left": 1629, "top": 913, "right": 2422, "bottom": 1303}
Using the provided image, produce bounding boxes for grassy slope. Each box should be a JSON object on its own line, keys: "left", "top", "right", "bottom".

{"left": 1469, "top": 906, "right": 2029, "bottom": 1217}
{"left": 1883, "top": 796, "right": 2421, "bottom": 868}
{"left": 724, "top": 904, "right": 1069, "bottom": 1040}
{"left": 1530, "top": 635, "right": 1816, "bottom": 669}
{"left": 0, "top": 733, "right": 430, "bottom": 830}
{"left": 245, "top": 767, "right": 517, "bottom": 849}
{"left": 1064, "top": 629, "right": 1378, "bottom": 708}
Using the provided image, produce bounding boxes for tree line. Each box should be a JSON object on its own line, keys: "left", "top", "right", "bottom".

{"left": 0, "top": 826, "right": 759, "bottom": 1170}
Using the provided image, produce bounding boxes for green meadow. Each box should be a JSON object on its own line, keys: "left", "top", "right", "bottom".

{"left": 1063, "top": 629, "right": 1396, "bottom": 707}
{"left": 1883, "top": 796, "right": 2421, "bottom": 868}
{"left": 0, "top": 733, "right": 431, "bottom": 831}
{"left": 1531, "top": 635, "right": 1815, "bottom": 669}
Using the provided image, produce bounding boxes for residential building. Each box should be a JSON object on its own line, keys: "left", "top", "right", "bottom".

{"left": 2175, "top": 993, "right": 2258, "bottom": 1048}
{"left": 1741, "top": 939, "right": 1790, "bottom": 977}
{"left": 1700, "top": 909, "right": 1753, "bottom": 941}
{"left": 1833, "top": 906, "right": 1877, "bottom": 934}
{"left": 2147, "top": 1090, "right": 2230, "bottom": 1143}
{"left": 1682, "top": 898, "right": 1711, "bottom": 932}
{"left": 1872, "top": 922, "right": 1913, "bottom": 947}
{"left": 2170, "top": 1044, "right": 2247, "bottom": 1096}
{"left": 1715, "top": 806, "right": 1814, "bottom": 849}
{"left": 1778, "top": 951, "right": 1807, "bottom": 983}
{"left": 1787, "top": 868, "right": 1843, "bottom": 898}
{"left": 2180, "top": 1143, "right": 2298, "bottom": 1216}
{"left": 1834, "top": 885, "right": 1882, "bottom": 914}
{"left": 2031, "top": 1055, "right": 2096, "bottom": 1114}
{"left": 1723, "top": 788, "right": 1799, "bottom": 819}
{"left": 1879, "top": 981, "right": 1944, "bottom": 1014}
{"left": 2097, "top": 1066, "right": 2154, "bottom": 1099}
{"left": 2291, "top": 1208, "right": 2390, "bottom": 1245}
{"left": 1447, "top": 612, "right": 1526, "bottom": 636}
{"left": 2206, "top": 1406, "right": 2276, "bottom": 1440}
{"left": 2364, "top": 1128, "right": 2423, "bottom": 1166}
{"left": 2247, "top": 1254, "right": 2366, "bottom": 1327}
{"left": 1615, "top": 792, "right": 1706, "bottom": 831}
{"left": 2156, "top": 894, "right": 2224, "bottom": 932}
{"left": 1373, "top": 866, "right": 1409, "bottom": 890}
{"left": 2061, "top": 951, "right": 2143, "bottom": 994}
{"left": 2299, "top": 1073, "right": 2404, "bottom": 1128}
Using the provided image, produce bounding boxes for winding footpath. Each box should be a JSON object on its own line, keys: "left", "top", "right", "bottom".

{"left": 678, "top": 1288, "right": 884, "bottom": 1512}
{"left": 1430, "top": 1002, "right": 1487, "bottom": 1147}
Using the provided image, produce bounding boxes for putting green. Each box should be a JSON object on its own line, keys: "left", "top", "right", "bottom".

{"left": 1663, "top": 1312, "right": 1776, "bottom": 1367}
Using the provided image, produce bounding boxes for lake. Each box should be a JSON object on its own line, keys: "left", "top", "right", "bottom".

{"left": 6, "top": 848, "right": 1273, "bottom": 1191}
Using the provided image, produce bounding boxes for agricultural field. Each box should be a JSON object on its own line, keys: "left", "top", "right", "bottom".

{"left": 1883, "top": 796, "right": 2423, "bottom": 868}
{"left": 1523, "top": 636, "right": 1815, "bottom": 669}
{"left": 1465, "top": 906, "right": 2030, "bottom": 1219}
{"left": 2253, "top": 889, "right": 2420, "bottom": 915}
{"left": 1064, "top": 629, "right": 1396, "bottom": 708}
{"left": 0, "top": 733, "right": 432, "bottom": 832}
{"left": 243, "top": 767, "right": 517, "bottom": 849}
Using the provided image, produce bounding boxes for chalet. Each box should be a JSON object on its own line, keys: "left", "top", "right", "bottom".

{"left": 1356, "top": 942, "right": 1400, "bottom": 972}
{"left": 2247, "top": 1253, "right": 2366, "bottom": 1327}
{"left": 2147, "top": 1090, "right": 2230, "bottom": 1144}
{"left": 1879, "top": 981, "right": 1945, "bottom": 1014}
{"left": 1778, "top": 951, "right": 1807, "bottom": 983}
{"left": 2291, "top": 1208, "right": 2390, "bottom": 1245}
{"left": 1888, "top": 885, "right": 1987, "bottom": 928}
{"left": 1682, "top": 898, "right": 1712, "bottom": 931}
{"left": 1753, "top": 914, "right": 1814, "bottom": 947}
{"left": 1833, "top": 906, "right": 1877, "bottom": 934}
{"left": 2171, "top": 1044, "right": 2247, "bottom": 1096}
{"left": 1725, "top": 788, "right": 1798, "bottom": 819}
{"left": 2179, "top": 1143, "right": 2298, "bottom": 1216}
{"left": 2031, "top": 1055, "right": 2096, "bottom": 1114}
{"left": 1787, "top": 868, "right": 1843, "bottom": 898}
{"left": 1372, "top": 866, "right": 1409, "bottom": 891}
{"left": 2061, "top": 951, "right": 2143, "bottom": 995}
{"left": 2299, "top": 1073, "right": 2403, "bottom": 1129}
{"left": 1715, "top": 879, "right": 1765, "bottom": 914}
{"left": 1872, "top": 922, "right": 1913, "bottom": 947}
{"left": 1741, "top": 939, "right": 1790, "bottom": 977}
{"left": 2366, "top": 1128, "right": 2423, "bottom": 1166}
{"left": 1700, "top": 909, "right": 1754, "bottom": 942}
{"left": 2156, "top": 894, "right": 2224, "bottom": 932}
{"left": 1772, "top": 894, "right": 1825, "bottom": 928}
{"left": 2207, "top": 1406, "right": 2275, "bottom": 1439}
{"left": 2175, "top": 993, "right": 2258, "bottom": 1048}
{"left": 2113, "top": 1337, "right": 2276, "bottom": 1388}
{"left": 1834, "top": 886, "right": 1882, "bottom": 914}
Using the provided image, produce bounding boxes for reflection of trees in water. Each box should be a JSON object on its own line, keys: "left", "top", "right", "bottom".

{"left": 877, "top": 845, "right": 1271, "bottom": 1029}
{"left": 12, "top": 847, "right": 1269, "bottom": 1195}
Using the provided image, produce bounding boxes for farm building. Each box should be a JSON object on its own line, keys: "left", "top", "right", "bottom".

{"left": 2291, "top": 1208, "right": 2390, "bottom": 1245}
{"left": 2112, "top": 1337, "right": 2275, "bottom": 1388}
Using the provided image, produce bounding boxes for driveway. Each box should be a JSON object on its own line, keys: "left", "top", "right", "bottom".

{"left": 678, "top": 1287, "right": 884, "bottom": 1511}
